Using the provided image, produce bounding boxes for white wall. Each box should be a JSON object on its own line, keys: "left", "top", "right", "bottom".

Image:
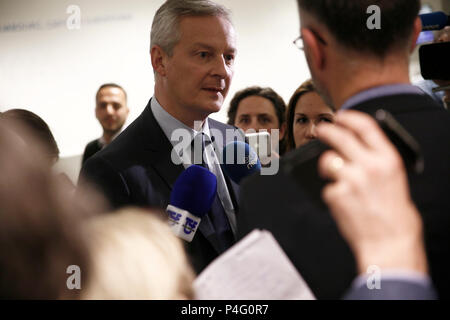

{"left": 0, "top": 0, "right": 309, "bottom": 157}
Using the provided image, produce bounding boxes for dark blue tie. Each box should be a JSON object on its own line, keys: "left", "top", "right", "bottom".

{"left": 193, "top": 133, "right": 235, "bottom": 252}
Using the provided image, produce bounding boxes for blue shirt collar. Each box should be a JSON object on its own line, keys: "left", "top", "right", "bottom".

{"left": 150, "top": 96, "right": 211, "bottom": 146}
{"left": 340, "top": 84, "right": 426, "bottom": 110}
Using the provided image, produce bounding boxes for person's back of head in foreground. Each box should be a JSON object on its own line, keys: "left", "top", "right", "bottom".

{"left": 0, "top": 122, "right": 90, "bottom": 299}
{"left": 150, "top": 0, "right": 236, "bottom": 128}
{"left": 82, "top": 208, "right": 195, "bottom": 300}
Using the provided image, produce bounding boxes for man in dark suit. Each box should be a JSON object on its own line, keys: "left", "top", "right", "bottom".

{"left": 237, "top": 0, "right": 450, "bottom": 299}
{"left": 79, "top": 0, "right": 242, "bottom": 273}
{"left": 317, "top": 111, "right": 437, "bottom": 300}
{"left": 81, "top": 83, "right": 129, "bottom": 165}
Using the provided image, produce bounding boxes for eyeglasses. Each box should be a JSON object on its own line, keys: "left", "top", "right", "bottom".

{"left": 293, "top": 29, "right": 327, "bottom": 51}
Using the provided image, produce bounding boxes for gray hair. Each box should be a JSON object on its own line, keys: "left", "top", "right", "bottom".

{"left": 150, "top": 0, "right": 232, "bottom": 56}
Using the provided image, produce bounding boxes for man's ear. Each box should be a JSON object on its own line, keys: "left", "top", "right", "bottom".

{"left": 410, "top": 17, "right": 422, "bottom": 53}
{"left": 151, "top": 45, "right": 168, "bottom": 76}
{"left": 302, "top": 27, "right": 326, "bottom": 71}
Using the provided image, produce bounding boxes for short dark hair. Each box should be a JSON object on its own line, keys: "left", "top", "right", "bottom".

{"left": 297, "top": 0, "right": 420, "bottom": 57}
{"left": 95, "top": 83, "right": 127, "bottom": 102}
{"left": 1, "top": 109, "right": 60, "bottom": 162}
{"left": 227, "top": 86, "right": 286, "bottom": 127}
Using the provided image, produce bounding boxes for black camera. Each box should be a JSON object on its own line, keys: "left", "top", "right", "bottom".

{"left": 420, "top": 41, "right": 450, "bottom": 81}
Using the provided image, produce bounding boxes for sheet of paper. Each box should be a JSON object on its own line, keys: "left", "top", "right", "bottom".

{"left": 194, "top": 229, "right": 316, "bottom": 300}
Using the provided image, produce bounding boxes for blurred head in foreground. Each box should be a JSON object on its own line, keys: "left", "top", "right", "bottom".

{"left": 433, "top": 27, "right": 450, "bottom": 108}
{"left": 0, "top": 122, "right": 192, "bottom": 299}
{"left": 286, "top": 79, "right": 335, "bottom": 151}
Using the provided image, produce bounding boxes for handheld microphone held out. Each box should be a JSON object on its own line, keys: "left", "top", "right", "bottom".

{"left": 167, "top": 165, "right": 217, "bottom": 242}
{"left": 221, "top": 141, "right": 262, "bottom": 184}
{"left": 419, "top": 12, "right": 450, "bottom": 31}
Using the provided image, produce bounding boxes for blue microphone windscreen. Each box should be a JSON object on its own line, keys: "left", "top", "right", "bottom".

{"left": 221, "top": 141, "right": 261, "bottom": 184}
{"left": 170, "top": 165, "right": 217, "bottom": 218}
{"left": 420, "top": 12, "right": 448, "bottom": 31}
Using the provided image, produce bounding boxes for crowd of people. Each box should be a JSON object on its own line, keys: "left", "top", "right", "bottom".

{"left": 1, "top": 0, "right": 449, "bottom": 300}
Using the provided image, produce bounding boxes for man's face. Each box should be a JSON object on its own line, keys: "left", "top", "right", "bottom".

{"left": 95, "top": 87, "right": 129, "bottom": 134}
{"left": 163, "top": 15, "right": 236, "bottom": 119}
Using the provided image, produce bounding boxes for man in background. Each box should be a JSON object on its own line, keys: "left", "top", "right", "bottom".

{"left": 82, "top": 83, "right": 129, "bottom": 164}
{"left": 431, "top": 26, "right": 450, "bottom": 109}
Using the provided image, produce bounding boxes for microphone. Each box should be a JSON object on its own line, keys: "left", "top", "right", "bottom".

{"left": 419, "top": 12, "right": 450, "bottom": 31}
{"left": 167, "top": 165, "right": 217, "bottom": 242}
{"left": 221, "top": 141, "right": 261, "bottom": 184}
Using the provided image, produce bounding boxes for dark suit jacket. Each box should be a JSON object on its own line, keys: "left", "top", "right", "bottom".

{"left": 81, "top": 139, "right": 102, "bottom": 165}
{"left": 79, "top": 99, "right": 243, "bottom": 273}
{"left": 237, "top": 93, "right": 450, "bottom": 299}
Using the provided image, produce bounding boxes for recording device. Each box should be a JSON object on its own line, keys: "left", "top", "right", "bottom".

{"left": 221, "top": 141, "right": 261, "bottom": 184}
{"left": 167, "top": 165, "right": 217, "bottom": 242}
{"left": 419, "top": 41, "right": 450, "bottom": 81}
{"left": 282, "top": 110, "right": 423, "bottom": 209}
{"left": 419, "top": 12, "right": 450, "bottom": 31}
{"left": 245, "top": 131, "right": 271, "bottom": 160}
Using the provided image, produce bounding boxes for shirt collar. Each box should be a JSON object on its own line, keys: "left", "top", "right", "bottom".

{"left": 150, "top": 96, "right": 211, "bottom": 147}
{"left": 340, "top": 84, "right": 426, "bottom": 110}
